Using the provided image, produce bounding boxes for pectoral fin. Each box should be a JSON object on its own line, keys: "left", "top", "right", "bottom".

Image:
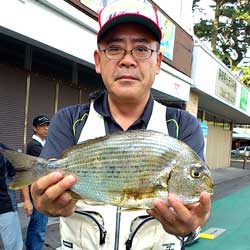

{"left": 67, "top": 190, "right": 84, "bottom": 200}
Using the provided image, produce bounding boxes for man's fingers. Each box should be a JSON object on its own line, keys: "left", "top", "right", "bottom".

{"left": 56, "top": 199, "right": 77, "bottom": 217}
{"left": 147, "top": 198, "right": 191, "bottom": 236}
{"left": 27, "top": 208, "right": 33, "bottom": 216}
{"left": 30, "top": 172, "right": 77, "bottom": 217}
{"left": 167, "top": 193, "right": 191, "bottom": 220}
{"left": 147, "top": 193, "right": 210, "bottom": 236}
{"left": 31, "top": 172, "right": 65, "bottom": 196}
{"left": 51, "top": 190, "right": 75, "bottom": 208}
{"left": 44, "top": 174, "right": 77, "bottom": 201}
{"left": 148, "top": 199, "right": 176, "bottom": 225}
{"left": 44, "top": 195, "right": 77, "bottom": 217}
{"left": 199, "top": 192, "right": 211, "bottom": 212}
{"left": 196, "top": 192, "right": 211, "bottom": 226}
{"left": 150, "top": 194, "right": 190, "bottom": 224}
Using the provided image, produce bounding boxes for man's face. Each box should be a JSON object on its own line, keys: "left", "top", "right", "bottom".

{"left": 94, "top": 23, "right": 162, "bottom": 103}
{"left": 33, "top": 123, "right": 49, "bottom": 139}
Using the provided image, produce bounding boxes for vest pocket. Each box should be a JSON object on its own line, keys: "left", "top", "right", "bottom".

{"left": 124, "top": 215, "right": 181, "bottom": 250}
{"left": 75, "top": 211, "right": 107, "bottom": 245}
{"left": 60, "top": 210, "right": 107, "bottom": 250}
{"left": 125, "top": 215, "right": 155, "bottom": 250}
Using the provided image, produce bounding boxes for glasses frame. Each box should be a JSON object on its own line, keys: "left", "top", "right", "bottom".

{"left": 98, "top": 46, "right": 159, "bottom": 60}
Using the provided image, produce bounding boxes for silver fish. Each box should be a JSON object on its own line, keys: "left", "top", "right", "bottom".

{"left": 1, "top": 130, "right": 213, "bottom": 209}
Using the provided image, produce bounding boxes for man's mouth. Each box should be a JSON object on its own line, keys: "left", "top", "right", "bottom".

{"left": 116, "top": 75, "right": 137, "bottom": 80}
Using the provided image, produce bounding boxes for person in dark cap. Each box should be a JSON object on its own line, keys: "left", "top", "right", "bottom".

{"left": 21, "top": 115, "right": 50, "bottom": 250}
{"left": 31, "top": 1, "right": 211, "bottom": 249}
{"left": 26, "top": 115, "right": 50, "bottom": 156}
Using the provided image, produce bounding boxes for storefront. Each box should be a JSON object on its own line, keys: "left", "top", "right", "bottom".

{"left": 190, "top": 39, "right": 250, "bottom": 168}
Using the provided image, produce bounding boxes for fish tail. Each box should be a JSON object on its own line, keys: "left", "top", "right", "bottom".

{"left": 1, "top": 149, "right": 48, "bottom": 190}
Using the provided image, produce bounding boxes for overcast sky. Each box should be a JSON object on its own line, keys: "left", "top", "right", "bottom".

{"left": 192, "top": 0, "right": 215, "bottom": 23}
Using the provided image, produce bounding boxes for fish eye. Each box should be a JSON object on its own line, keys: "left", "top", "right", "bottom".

{"left": 190, "top": 169, "right": 203, "bottom": 179}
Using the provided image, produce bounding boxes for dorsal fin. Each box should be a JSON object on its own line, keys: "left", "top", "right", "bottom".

{"left": 61, "top": 134, "right": 111, "bottom": 158}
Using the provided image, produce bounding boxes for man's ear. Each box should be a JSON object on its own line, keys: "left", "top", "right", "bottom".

{"left": 156, "top": 52, "right": 163, "bottom": 75}
{"left": 33, "top": 126, "right": 37, "bottom": 134}
{"left": 94, "top": 50, "right": 101, "bottom": 74}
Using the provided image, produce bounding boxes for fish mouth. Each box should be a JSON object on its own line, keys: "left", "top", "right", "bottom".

{"left": 207, "top": 186, "right": 214, "bottom": 195}
{"left": 203, "top": 175, "right": 214, "bottom": 195}
{"left": 182, "top": 198, "right": 200, "bottom": 205}
{"left": 204, "top": 183, "right": 214, "bottom": 195}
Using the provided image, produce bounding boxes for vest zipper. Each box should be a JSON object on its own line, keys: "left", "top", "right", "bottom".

{"left": 75, "top": 210, "right": 107, "bottom": 245}
{"left": 125, "top": 215, "right": 155, "bottom": 250}
{"left": 114, "top": 207, "right": 121, "bottom": 250}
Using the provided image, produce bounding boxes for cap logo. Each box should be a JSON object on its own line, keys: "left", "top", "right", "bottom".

{"left": 33, "top": 115, "right": 50, "bottom": 126}
{"left": 106, "top": 10, "right": 140, "bottom": 22}
{"left": 100, "top": 1, "right": 157, "bottom": 27}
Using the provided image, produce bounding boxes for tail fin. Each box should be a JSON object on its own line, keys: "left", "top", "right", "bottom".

{"left": 1, "top": 150, "right": 48, "bottom": 190}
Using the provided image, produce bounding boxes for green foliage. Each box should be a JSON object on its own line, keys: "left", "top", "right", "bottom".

{"left": 194, "top": 20, "right": 213, "bottom": 40}
{"left": 193, "top": 0, "right": 250, "bottom": 78}
{"left": 237, "top": 66, "right": 250, "bottom": 88}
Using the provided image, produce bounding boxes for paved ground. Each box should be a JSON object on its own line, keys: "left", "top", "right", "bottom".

{"left": 1, "top": 159, "right": 250, "bottom": 250}
{"left": 212, "top": 161, "right": 250, "bottom": 200}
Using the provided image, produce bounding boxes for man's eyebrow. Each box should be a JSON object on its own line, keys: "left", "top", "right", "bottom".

{"left": 132, "top": 38, "right": 151, "bottom": 43}
{"left": 105, "top": 38, "right": 123, "bottom": 44}
{"left": 105, "top": 37, "right": 151, "bottom": 44}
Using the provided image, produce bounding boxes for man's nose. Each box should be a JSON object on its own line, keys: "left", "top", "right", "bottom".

{"left": 119, "top": 50, "right": 137, "bottom": 66}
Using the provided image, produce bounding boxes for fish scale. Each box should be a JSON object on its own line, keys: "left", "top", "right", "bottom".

{"left": 57, "top": 133, "right": 173, "bottom": 205}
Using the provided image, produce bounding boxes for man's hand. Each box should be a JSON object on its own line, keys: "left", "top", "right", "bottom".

{"left": 147, "top": 192, "right": 211, "bottom": 237}
{"left": 30, "top": 172, "right": 77, "bottom": 217}
{"left": 23, "top": 200, "right": 33, "bottom": 216}
{"left": 21, "top": 186, "right": 33, "bottom": 216}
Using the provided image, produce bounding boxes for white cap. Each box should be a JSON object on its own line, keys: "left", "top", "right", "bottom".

{"left": 97, "top": 0, "right": 162, "bottom": 42}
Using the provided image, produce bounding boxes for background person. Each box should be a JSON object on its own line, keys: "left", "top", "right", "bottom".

{"left": 21, "top": 115, "right": 50, "bottom": 250}
{"left": 0, "top": 143, "right": 23, "bottom": 250}
{"left": 31, "top": 1, "right": 211, "bottom": 249}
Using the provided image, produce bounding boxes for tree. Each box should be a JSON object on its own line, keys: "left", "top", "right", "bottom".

{"left": 238, "top": 66, "right": 250, "bottom": 88}
{"left": 193, "top": 0, "right": 250, "bottom": 71}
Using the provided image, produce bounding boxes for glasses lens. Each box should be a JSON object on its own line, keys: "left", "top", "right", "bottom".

{"left": 106, "top": 47, "right": 124, "bottom": 60}
{"left": 132, "top": 46, "right": 151, "bottom": 59}
{"left": 102, "top": 46, "right": 154, "bottom": 60}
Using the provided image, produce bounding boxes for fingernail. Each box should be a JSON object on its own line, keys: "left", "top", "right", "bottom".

{"left": 155, "top": 199, "right": 164, "bottom": 209}
{"left": 168, "top": 193, "right": 177, "bottom": 203}
{"left": 147, "top": 209, "right": 153, "bottom": 216}
{"left": 168, "top": 193, "right": 175, "bottom": 199}
{"left": 52, "top": 172, "right": 63, "bottom": 179}
{"left": 67, "top": 175, "right": 77, "bottom": 184}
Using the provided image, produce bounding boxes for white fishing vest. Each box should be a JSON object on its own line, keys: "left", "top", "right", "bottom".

{"left": 60, "top": 101, "right": 182, "bottom": 250}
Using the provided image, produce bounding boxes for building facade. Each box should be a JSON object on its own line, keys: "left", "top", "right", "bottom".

{"left": 190, "top": 40, "right": 250, "bottom": 168}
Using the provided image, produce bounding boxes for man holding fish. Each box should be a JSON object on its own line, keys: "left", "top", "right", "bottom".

{"left": 6, "top": 0, "right": 213, "bottom": 249}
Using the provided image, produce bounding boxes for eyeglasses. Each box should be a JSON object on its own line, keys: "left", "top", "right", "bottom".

{"left": 99, "top": 45, "right": 159, "bottom": 60}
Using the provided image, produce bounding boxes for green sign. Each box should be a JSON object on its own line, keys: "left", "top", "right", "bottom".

{"left": 240, "top": 87, "right": 248, "bottom": 111}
